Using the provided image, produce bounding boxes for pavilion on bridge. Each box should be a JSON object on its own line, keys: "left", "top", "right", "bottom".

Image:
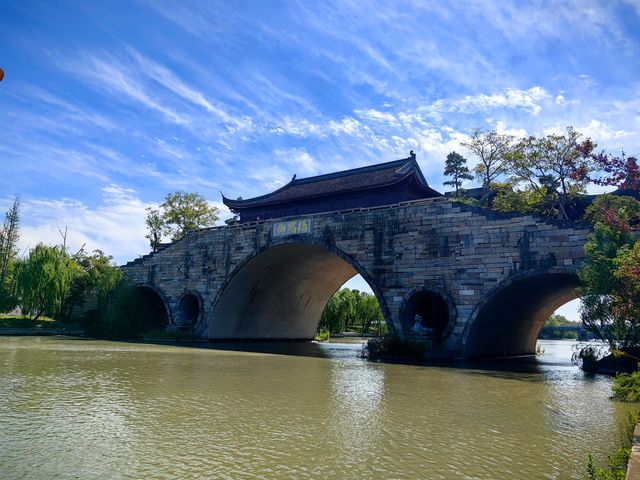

{"left": 222, "top": 152, "right": 442, "bottom": 223}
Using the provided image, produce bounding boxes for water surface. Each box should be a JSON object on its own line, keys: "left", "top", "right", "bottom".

{"left": 0, "top": 337, "right": 628, "bottom": 479}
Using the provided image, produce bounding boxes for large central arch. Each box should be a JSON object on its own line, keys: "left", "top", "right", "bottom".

{"left": 208, "top": 243, "right": 387, "bottom": 340}
{"left": 463, "top": 267, "right": 580, "bottom": 358}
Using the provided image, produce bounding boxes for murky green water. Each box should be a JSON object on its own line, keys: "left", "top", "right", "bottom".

{"left": 0, "top": 337, "right": 629, "bottom": 479}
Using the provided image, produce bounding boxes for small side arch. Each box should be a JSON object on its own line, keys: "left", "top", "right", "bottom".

{"left": 130, "top": 284, "right": 172, "bottom": 331}
{"left": 175, "top": 291, "right": 203, "bottom": 330}
{"left": 463, "top": 266, "right": 580, "bottom": 358}
{"left": 400, "top": 286, "right": 456, "bottom": 340}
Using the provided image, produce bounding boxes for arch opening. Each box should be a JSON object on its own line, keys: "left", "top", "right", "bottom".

{"left": 464, "top": 270, "right": 579, "bottom": 358}
{"left": 131, "top": 286, "right": 169, "bottom": 331}
{"left": 208, "top": 243, "right": 385, "bottom": 340}
{"left": 402, "top": 290, "right": 450, "bottom": 336}
{"left": 176, "top": 293, "right": 200, "bottom": 330}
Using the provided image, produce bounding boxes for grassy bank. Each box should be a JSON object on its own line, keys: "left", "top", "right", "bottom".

{"left": 0, "top": 314, "right": 64, "bottom": 328}
{"left": 0, "top": 314, "right": 83, "bottom": 334}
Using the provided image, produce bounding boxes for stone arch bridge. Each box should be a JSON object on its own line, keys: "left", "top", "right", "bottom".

{"left": 122, "top": 197, "right": 590, "bottom": 358}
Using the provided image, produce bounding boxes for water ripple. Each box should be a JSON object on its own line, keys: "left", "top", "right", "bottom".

{"left": 0, "top": 338, "right": 623, "bottom": 479}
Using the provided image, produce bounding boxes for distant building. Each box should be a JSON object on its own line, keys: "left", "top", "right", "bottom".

{"left": 222, "top": 152, "right": 442, "bottom": 223}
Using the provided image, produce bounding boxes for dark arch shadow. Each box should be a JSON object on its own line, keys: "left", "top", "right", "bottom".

{"left": 175, "top": 292, "right": 201, "bottom": 330}
{"left": 207, "top": 242, "right": 388, "bottom": 340}
{"left": 131, "top": 285, "right": 170, "bottom": 331}
{"left": 463, "top": 267, "right": 580, "bottom": 358}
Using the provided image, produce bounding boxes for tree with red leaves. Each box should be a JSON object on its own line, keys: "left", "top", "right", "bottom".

{"left": 593, "top": 152, "right": 640, "bottom": 196}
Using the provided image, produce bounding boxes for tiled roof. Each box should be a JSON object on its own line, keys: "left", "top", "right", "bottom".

{"left": 223, "top": 155, "right": 440, "bottom": 209}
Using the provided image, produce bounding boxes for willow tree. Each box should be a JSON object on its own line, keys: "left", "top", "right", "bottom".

{"left": 16, "top": 244, "right": 77, "bottom": 320}
{"left": 319, "top": 288, "right": 384, "bottom": 334}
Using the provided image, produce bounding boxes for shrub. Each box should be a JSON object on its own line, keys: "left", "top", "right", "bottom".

{"left": 361, "top": 334, "right": 428, "bottom": 360}
{"left": 586, "top": 409, "right": 640, "bottom": 479}
{"left": 314, "top": 328, "right": 330, "bottom": 342}
{"left": 612, "top": 369, "right": 640, "bottom": 402}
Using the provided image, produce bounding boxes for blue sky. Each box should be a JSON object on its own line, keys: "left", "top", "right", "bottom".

{"left": 2, "top": 1, "right": 640, "bottom": 319}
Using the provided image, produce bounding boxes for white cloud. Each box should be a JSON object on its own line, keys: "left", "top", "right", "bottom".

{"left": 17, "top": 186, "right": 152, "bottom": 264}
{"left": 270, "top": 117, "right": 324, "bottom": 138}
{"left": 65, "top": 52, "right": 189, "bottom": 125}
{"left": 429, "top": 87, "right": 551, "bottom": 116}
{"left": 577, "top": 119, "right": 633, "bottom": 141}
{"left": 328, "top": 117, "right": 369, "bottom": 137}
{"left": 274, "top": 148, "right": 319, "bottom": 176}
{"left": 354, "top": 109, "right": 399, "bottom": 125}
{"left": 494, "top": 121, "right": 528, "bottom": 138}
{"left": 126, "top": 47, "right": 250, "bottom": 131}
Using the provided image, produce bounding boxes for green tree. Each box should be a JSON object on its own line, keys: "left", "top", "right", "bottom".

{"left": 16, "top": 244, "right": 77, "bottom": 320}
{"left": 579, "top": 196, "right": 640, "bottom": 350}
{"left": 319, "top": 288, "right": 385, "bottom": 334}
{"left": 443, "top": 151, "right": 473, "bottom": 195}
{"left": 61, "top": 249, "right": 123, "bottom": 320}
{"left": 0, "top": 195, "right": 20, "bottom": 311}
{"left": 359, "top": 293, "right": 385, "bottom": 334}
{"left": 145, "top": 191, "right": 219, "bottom": 250}
{"left": 320, "top": 288, "right": 355, "bottom": 333}
{"left": 545, "top": 314, "right": 576, "bottom": 327}
{"left": 491, "top": 181, "right": 551, "bottom": 215}
{"left": 461, "top": 129, "right": 514, "bottom": 206}
{"left": 145, "top": 207, "right": 167, "bottom": 253}
{"left": 506, "top": 127, "right": 596, "bottom": 219}
{"left": 583, "top": 195, "right": 640, "bottom": 227}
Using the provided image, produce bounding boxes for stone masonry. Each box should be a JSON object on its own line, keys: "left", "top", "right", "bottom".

{"left": 122, "top": 197, "right": 591, "bottom": 358}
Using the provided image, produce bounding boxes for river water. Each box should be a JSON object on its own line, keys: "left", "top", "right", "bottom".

{"left": 0, "top": 337, "right": 630, "bottom": 479}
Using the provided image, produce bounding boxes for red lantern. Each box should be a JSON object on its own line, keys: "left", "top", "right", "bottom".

{"left": 0, "top": 68, "right": 4, "bottom": 81}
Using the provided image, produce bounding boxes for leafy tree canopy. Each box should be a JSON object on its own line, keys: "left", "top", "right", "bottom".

{"left": 145, "top": 191, "right": 219, "bottom": 251}
{"left": 15, "top": 244, "right": 77, "bottom": 321}
{"left": 505, "top": 127, "right": 596, "bottom": 219}
{"left": 579, "top": 197, "right": 640, "bottom": 350}
{"left": 0, "top": 195, "right": 20, "bottom": 311}
{"left": 461, "top": 129, "right": 514, "bottom": 206}
{"left": 583, "top": 194, "right": 640, "bottom": 229}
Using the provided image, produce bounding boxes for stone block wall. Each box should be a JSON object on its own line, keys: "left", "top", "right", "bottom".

{"left": 122, "top": 198, "right": 591, "bottom": 357}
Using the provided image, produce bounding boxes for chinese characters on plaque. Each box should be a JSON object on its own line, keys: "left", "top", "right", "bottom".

{"left": 272, "top": 218, "right": 312, "bottom": 237}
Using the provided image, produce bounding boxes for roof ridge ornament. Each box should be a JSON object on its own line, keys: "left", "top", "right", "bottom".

{"left": 410, "top": 150, "right": 416, "bottom": 160}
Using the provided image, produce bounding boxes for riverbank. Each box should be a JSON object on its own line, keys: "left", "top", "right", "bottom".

{"left": 0, "top": 315, "right": 84, "bottom": 336}
{"left": 0, "top": 327, "right": 84, "bottom": 336}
